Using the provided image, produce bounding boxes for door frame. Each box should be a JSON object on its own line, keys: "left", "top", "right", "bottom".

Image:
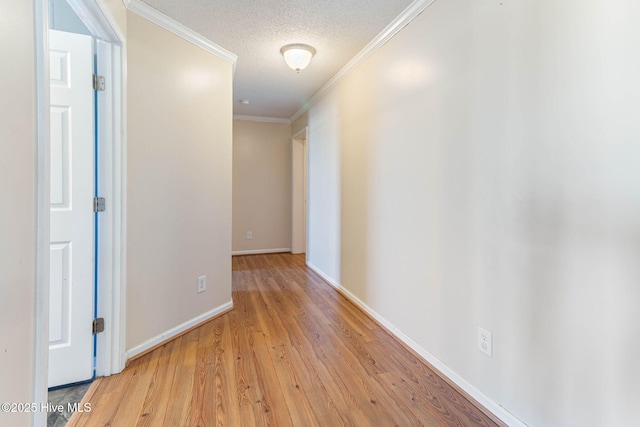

{"left": 35, "top": 0, "right": 126, "bottom": 422}
{"left": 291, "top": 127, "right": 309, "bottom": 254}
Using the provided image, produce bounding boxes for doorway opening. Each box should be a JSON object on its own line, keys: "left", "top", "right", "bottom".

{"left": 291, "top": 127, "right": 308, "bottom": 254}
{"left": 35, "top": 0, "right": 126, "bottom": 422}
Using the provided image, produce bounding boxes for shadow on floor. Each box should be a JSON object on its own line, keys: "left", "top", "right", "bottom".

{"left": 47, "top": 382, "right": 91, "bottom": 427}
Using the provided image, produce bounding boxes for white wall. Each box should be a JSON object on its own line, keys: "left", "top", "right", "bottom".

{"left": 126, "top": 11, "right": 233, "bottom": 350}
{"left": 0, "top": 2, "right": 37, "bottom": 425}
{"left": 305, "top": 0, "right": 640, "bottom": 426}
{"left": 306, "top": 96, "right": 342, "bottom": 281}
{"left": 232, "top": 119, "right": 292, "bottom": 253}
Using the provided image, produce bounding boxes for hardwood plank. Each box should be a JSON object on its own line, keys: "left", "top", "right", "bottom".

{"left": 246, "top": 280, "right": 295, "bottom": 426}
{"left": 71, "top": 253, "right": 502, "bottom": 427}
{"left": 193, "top": 319, "right": 222, "bottom": 426}
{"left": 112, "top": 351, "right": 162, "bottom": 425}
{"left": 162, "top": 329, "right": 198, "bottom": 426}
{"left": 136, "top": 338, "right": 179, "bottom": 426}
{"left": 209, "top": 315, "right": 241, "bottom": 426}
{"left": 228, "top": 293, "right": 263, "bottom": 426}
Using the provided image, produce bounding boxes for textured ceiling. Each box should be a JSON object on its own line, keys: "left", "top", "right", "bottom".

{"left": 141, "top": 0, "right": 415, "bottom": 119}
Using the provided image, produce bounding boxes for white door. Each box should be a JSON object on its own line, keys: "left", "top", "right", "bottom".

{"left": 49, "top": 29, "right": 95, "bottom": 388}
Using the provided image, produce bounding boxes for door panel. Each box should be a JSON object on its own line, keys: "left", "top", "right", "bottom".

{"left": 48, "top": 29, "right": 95, "bottom": 388}
{"left": 49, "top": 242, "right": 71, "bottom": 345}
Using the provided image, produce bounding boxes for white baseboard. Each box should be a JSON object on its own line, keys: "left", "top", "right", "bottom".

{"left": 305, "top": 262, "right": 528, "bottom": 427}
{"left": 232, "top": 248, "right": 291, "bottom": 255}
{"left": 125, "top": 300, "right": 233, "bottom": 360}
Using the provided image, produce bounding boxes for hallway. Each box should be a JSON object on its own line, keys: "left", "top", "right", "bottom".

{"left": 69, "top": 253, "right": 501, "bottom": 426}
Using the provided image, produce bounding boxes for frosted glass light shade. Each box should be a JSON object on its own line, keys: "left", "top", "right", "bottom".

{"left": 280, "top": 44, "right": 316, "bottom": 72}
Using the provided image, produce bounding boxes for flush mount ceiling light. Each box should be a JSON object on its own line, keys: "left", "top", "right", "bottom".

{"left": 280, "top": 44, "right": 316, "bottom": 72}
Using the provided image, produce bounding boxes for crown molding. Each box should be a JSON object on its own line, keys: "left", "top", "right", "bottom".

{"left": 233, "top": 115, "right": 291, "bottom": 124}
{"left": 290, "top": 0, "right": 436, "bottom": 122}
{"left": 127, "top": 0, "right": 237, "bottom": 69}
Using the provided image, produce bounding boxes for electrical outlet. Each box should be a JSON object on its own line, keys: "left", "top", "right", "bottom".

{"left": 478, "top": 327, "right": 492, "bottom": 357}
{"left": 246, "top": 231, "right": 253, "bottom": 240}
{"left": 197, "top": 275, "right": 206, "bottom": 293}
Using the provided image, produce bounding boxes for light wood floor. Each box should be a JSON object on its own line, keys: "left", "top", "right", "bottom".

{"left": 70, "top": 253, "right": 503, "bottom": 427}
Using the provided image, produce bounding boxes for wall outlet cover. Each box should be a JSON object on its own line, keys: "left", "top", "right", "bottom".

{"left": 478, "top": 327, "right": 492, "bottom": 357}
{"left": 197, "top": 275, "right": 206, "bottom": 293}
